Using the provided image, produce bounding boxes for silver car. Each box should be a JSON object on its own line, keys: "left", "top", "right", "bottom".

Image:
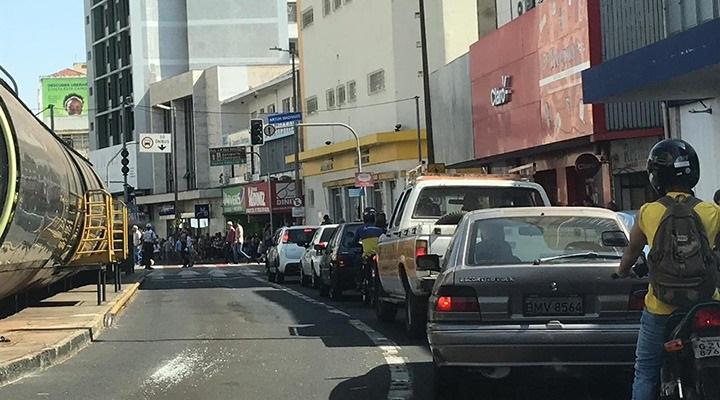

{"left": 299, "top": 224, "right": 338, "bottom": 288}
{"left": 425, "top": 207, "right": 645, "bottom": 384}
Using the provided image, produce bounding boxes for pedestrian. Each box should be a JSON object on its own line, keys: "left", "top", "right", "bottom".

{"left": 616, "top": 139, "right": 720, "bottom": 400}
{"left": 225, "top": 221, "right": 237, "bottom": 263}
{"left": 163, "top": 237, "right": 173, "bottom": 264}
{"left": 141, "top": 223, "right": 158, "bottom": 270}
{"left": 234, "top": 221, "right": 248, "bottom": 262}
{"left": 714, "top": 189, "right": 720, "bottom": 206}
{"left": 132, "top": 225, "right": 142, "bottom": 266}
{"left": 321, "top": 214, "right": 332, "bottom": 225}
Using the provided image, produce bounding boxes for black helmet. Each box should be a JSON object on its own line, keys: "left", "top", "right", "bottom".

{"left": 647, "top": 139, "right": 699, "bottom": 194}
{"left": 362, "top": 207, "right": 377, "bottom": 224}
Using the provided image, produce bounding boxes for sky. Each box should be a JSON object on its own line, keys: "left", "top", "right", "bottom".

{"left": 1, "top": 1, "right": 87, "bottom": 109}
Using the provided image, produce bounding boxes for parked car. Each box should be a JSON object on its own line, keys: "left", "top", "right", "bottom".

{"left": 266, "top": 226, "right": 318, "bottom": 283}
{"left": 425, "top": 207, "right": 644, "bottom": 395}
{"left": 317, "top": 223, "right": 364, "bottom": 299}
{"left": 299, "top": 224, "right": 338, "bottom": 287}
{"left": 375, "top": 169, "right": 551, "bottom": 336}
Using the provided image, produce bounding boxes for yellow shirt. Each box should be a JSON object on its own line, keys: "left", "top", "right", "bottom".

{"left": 638, "top": 192, "right": 720, "bottom": 315}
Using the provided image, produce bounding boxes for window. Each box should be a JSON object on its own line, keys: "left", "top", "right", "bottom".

{"left": 287, "top": 1, "right": 297, "bottom": 23}
{"left": 333, "top": 0, "right": 342, "bottom": 10}
{"left": 353, "top": 148, "right": 370, "bottom": 165}
{"left": 323, "top": 0, "right": 331, "bottom": 16}
{"left": 368, "top": 70, "right": 385, "bottom": 94}
{"left": 306, "top": 96, "right": 318, "bottom": 114}
{"left": 391, "top": 190, "right": 412, "bottom": 229}
{"left": 308, "top": 188, "right": 315, "bottom": 208}
{"left": 267, "top": 104, "right": 276, "bottom": 114}
{"left": 347, "top": 80, "right": 357, "bottom": 102}
{"left": 282, "top": 97, "right": 291, "bottom": 112}
{"left": 337, "top": 85, "right": 346, "bottom": 105}
{"left": 326, "top": 89, "right": 335, "bottom": 108}
{"left": 301, "top": 8, "right": 314, "bottom": 28}
{"left": 259, "top": 108, "right": 265, "bottom": 115}
{"left": 412, "top": 186, "right": 543, "bottom": 218}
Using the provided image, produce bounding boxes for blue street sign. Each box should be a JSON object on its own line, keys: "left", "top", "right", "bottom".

{"left": 267, "top": 112, "right": 302, "bottom": 124}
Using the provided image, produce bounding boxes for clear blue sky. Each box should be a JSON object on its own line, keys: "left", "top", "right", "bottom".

{"left": 1, "top": 2, "right": 86, "bottom": 109}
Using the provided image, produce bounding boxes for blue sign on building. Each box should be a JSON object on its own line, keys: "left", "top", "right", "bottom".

{"left": 267, "top": 112, "right": 302, "bottom": 124}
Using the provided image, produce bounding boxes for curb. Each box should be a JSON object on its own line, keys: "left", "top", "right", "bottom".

{"left": 0, "top": 273, "right": 147, "bottom": 387}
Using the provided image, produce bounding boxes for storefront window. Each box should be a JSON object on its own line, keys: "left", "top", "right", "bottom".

{"left": 614, "top": 172, "right": 654, "bottom": 211}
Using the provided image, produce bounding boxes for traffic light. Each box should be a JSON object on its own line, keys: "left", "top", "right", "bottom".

{"left": 250, "top": 119, "right": 264, "bottom": 145}
{"left": 120, "top": 147, "right": 130, "bottom": 176}
{"left": 125, "top": 185, "right": 136, "bottom": 204}
{"left": 239, "top": 146, "right": 247, "bottom": 164}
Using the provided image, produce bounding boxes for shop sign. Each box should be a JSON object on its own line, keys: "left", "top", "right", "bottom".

{"left": 194, "top": 204, "right": 210, "bottom": 219}
{"left": 490, "top": 75, "right": 512, "bottom": 107}
{"left": 274, "top": 182, "right": 297, "bottom": 210}
{"left": 222, "top": 185, "right": 246, "bottom": 214}
{"left": 575, "top": 153, "right": 601, "bottom": 179}
{"left": 355, "top": 172, "right": 374, "bottom": 187}
{"left": 611, "top": 137, "right": 659, "bottom": 174}
{"left": 158, "top": 203, "right": 175, "bottom": 216}
{"left": 246, "top": 182, "right": 270, "bottom": 214}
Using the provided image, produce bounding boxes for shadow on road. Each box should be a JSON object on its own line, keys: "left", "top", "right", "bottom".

{"left": 328, "top": 364, "right": 391, "bottom": 400}
{"left": 139, "top": 276, "right": 268, "bottom": 290}
{"left": 253, "top": 289, "right": 377, "bottom": 348}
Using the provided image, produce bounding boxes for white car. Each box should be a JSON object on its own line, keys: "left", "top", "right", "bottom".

{"left": 299, "top": 224, "right": 339, "bottom": 288}
{"left": 266, "top": 226, "right": 318, "bottom": 283}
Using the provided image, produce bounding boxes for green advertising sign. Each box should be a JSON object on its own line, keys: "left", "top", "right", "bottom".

{"left": 222, "top": 185, "right": 246, "bottom": 214}
{"left": 41, "top": 77, "right": 89, "bottom": 117}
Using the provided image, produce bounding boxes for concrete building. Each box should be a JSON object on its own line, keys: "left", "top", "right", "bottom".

{"left": 83, "top": 0, "right": 293, "bottom": 196}
{"left": 38, "top": 64, "right": 91, "bottom": 158}
{"left": 296, "top": 0, "right": 479, "bottom": 224}
{"left": 583, "top": 0, "right": 720, "bottom": 202}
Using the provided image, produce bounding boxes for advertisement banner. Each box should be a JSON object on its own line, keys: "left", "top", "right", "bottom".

{"left": 41, "top": 77, "right": 89, "bottom": 117}
{"left": 245, "top": 182, "right": 271, "bottom": 214}
{"left": 222, "top": 185, "right": 246, "bottom": 214}
{"left": 273, "top": 182, "right": 297, "bottom": 211}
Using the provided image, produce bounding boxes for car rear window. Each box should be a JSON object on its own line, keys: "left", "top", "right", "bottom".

{"left": 319, "top": 227, "right": 337, "bottom": 243}
{"left": 285, "top": 228, "right": 317, "bottom": 244}
{"left": 412, "top": 186, "right": 543, "bottom": 218}
{"left": 339, "top": 224, "right": 363, "bottom": 249}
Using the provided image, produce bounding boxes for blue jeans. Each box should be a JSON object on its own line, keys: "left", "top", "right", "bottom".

{"left": 632, "top": 310, "right": 669, "bottom": 400}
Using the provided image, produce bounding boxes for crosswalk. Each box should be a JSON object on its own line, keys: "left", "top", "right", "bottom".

{"left": 145, "top": 264, "right": 264, "bottom": 281}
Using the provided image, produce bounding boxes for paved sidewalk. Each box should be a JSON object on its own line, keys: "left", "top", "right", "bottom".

{"left": 0, "top": 272, "right": 147, "bottom": 386}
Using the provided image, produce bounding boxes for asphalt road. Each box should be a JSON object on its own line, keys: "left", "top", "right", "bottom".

{"left": 0, "top": 264, "right": 633, "bottom": 400}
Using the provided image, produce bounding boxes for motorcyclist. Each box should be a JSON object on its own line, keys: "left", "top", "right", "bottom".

{"left": 357, "top": 207, "right": 384, "bottom": 256}
{"left": 617, "top": 139, "right": 720, "bottom": 400}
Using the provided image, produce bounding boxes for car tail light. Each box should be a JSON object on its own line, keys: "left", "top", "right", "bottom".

{"left": 628, "top": 288, "right": 648, "bottom": 311}
{"left": 416, "top": 240, "right": 428, "bottom": 258}
{"left": 435, "top": 286, "right": 479, "bottom": 313}
{"left": 282, "top": 231, "right": 289, "bottom": 243}
{"left": 693, "top": 308, "right": 720, "bottom": 330}
{"left": 338, "top": 255, "right": 348, "bottom": 268}
{"left": 664, "top": 339, "right": 684, "bottom": 352}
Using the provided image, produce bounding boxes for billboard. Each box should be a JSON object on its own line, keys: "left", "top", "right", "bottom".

{"left": 41, "top": 77, "right": 88, "bottom": 117}
{"left": 470, "top": 0, "right": 596, "bottom": 159}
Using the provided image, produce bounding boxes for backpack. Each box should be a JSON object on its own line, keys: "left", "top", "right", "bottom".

{"left": 648, "top": 195, "right": 719, "bottom": 308}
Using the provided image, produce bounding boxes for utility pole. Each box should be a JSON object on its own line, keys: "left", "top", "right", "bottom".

{"left": 418, "top": 0, "right": 435, "bottom": 164}
{"left": 49, "top": 104, "right": 55, "bottom": 132}
{"left": 154, "top": 103, "right": 178, "bottom": 228}
{"left": 120, "top": 98, "right": 130, "bottom": 204}
{"left": 414, "top": 96, "right": 422, "bottom": 162}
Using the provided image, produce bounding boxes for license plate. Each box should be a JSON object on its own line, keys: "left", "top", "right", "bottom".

{"left": 523, "top": 296, "right": 584, "bottom": 316}
{"left": 692, "top": 337, "right": 720, "bottom": 359}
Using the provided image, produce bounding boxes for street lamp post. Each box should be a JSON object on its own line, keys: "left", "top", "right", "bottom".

{"left": 270, "top": 46, "right": 302, "bottom": 220}
{"left": 297, "top": 122, "right": 365, "bottom": 214}
{"left": 154, "top": 103, "right": 178, "bottom": 228}
{"left": 120, "top": 97, "right": 133, "bottom": 204}
{"left": 418, "top": 0, "right": 435, "bottom": 164}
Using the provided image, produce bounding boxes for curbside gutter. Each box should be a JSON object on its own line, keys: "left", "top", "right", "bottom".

{"left": 0, "top": 274, "right": 146, "bottom": 387}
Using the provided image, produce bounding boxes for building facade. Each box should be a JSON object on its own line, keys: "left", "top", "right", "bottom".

{"left": 83, "top": 0, "right": 292, "bottom": 196}
{"left": 39, "top": 64, "right": 91, "bottom": 157}
{"left": 583, "top": 0, "right": 720, "bottom": 202}
{"left": 296, "top": 0, "right": 479, "bottom": 224}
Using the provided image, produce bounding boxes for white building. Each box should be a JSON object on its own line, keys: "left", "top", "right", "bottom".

{"left": 84, "top": 0, "right": 294, "bottom": 197}
{"left": 296, "top": 0, "right": 479, "bottom": 223}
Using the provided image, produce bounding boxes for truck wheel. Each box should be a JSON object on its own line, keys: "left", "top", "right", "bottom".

{"left": 405, "top": 290, "right": 428, "bottom": 338}
{"left": 375, "top": 277, "right": 397, "bottom": 322}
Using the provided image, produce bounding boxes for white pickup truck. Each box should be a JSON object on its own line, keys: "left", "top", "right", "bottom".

{"left": 374, "top": 173, "right": 551, "bottom": 336}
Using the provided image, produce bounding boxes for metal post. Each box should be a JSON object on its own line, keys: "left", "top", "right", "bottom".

{"left": 121, "top": 100, "right": 129, "bottom": 204}
{"left": 49, "top": 104, "right": 55, "bottom": 131}
{"left": 117, "top": 262, "right": 122, "bottom": 291}
{"left": 296, "top": 122, "right": 365, "bottom": 212}
{"left": 418, "top": 0, "right": 435, "bottom": 164}
{"left": 250, "top": 150, "right": 273, "bottom": 229}
{"left": 101, "top": 266, "right": 107, "bottom": 302}
{"left": 415, "top": 96, "right": 422, "bottom": 162}
{"left": 291, "top": 51, "right": 302, "bottom": 223}
{"left": 96, "top": 269, "right": 102, "bottom": 305}
{"left": 171, "top": 105, "right": 179, "bottom": 229}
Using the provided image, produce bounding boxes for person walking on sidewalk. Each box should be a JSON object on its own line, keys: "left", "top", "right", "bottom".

{"left": 234, "top": 221, "right": 250, "bottom": 262}
{"left": 225, "top": 222, "right": 237, "bottom": 264}
{"left": 141, "top": 224, "right": 158, "bottom": 270}
{"left": 132, "top": 225, "right": 142, "bottom": 266}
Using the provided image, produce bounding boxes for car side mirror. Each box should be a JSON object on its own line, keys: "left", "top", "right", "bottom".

{"left": 602, "top": 230, "right": 629, "bottom": 247}
{"left": 417, "top": 254, "right": 441, "bottom": 272}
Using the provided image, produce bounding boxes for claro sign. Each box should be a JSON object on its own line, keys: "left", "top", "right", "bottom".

{"left": 245, "top": 182, "right": 270, "bottom": 214}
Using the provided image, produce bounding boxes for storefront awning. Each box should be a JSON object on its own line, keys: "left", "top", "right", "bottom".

{"left": 582, "top": 18, "right": 720, "bottom": 103}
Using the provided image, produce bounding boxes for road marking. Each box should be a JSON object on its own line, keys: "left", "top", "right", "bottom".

{"left": 253, "top": 276, "right": 413, "bottom": 400}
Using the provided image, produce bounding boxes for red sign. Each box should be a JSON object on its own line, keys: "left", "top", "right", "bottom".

{"left": 470, "top": 0, "right": 598, "bottom": 160}
{"left": 355, "top": 172, "right": 374, "bottom": 188}
{"left": 245, "top": 181, "right": 271, "bottom": 214}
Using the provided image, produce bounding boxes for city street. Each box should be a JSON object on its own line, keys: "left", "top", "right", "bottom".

{"left": 0, "top": 264, "right": 632, "bottom": 400}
